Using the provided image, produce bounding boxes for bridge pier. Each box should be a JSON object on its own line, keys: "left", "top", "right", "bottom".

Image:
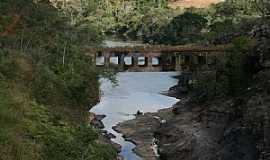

{"left": 175, "top": 54, "right": 183, "bottom": 71}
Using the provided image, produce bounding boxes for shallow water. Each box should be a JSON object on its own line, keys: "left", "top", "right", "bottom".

{"left": 90, "top": 72, "right": 179, "bottom": 160}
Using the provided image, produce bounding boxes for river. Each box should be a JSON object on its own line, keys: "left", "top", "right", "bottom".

{"left": 90, "top": 72, "right": 179, "bottom": 160}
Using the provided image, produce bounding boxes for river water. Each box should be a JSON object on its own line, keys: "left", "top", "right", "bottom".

{"left": 90, "top": 72, "right": 179, "bottom": 160}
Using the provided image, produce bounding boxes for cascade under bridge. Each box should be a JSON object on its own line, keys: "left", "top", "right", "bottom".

{"left": 86, "top": 43, "right": 229, "bottom": 72}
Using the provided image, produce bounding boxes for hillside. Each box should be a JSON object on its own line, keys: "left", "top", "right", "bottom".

{"left": 168, "top": 0, "right": 224, "bottom": 9}
{"left": 0, "top": 1, "right": 117, "bottom": 160}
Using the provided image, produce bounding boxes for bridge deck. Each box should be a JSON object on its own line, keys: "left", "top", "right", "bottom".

{"left": 87, "top": 44, "right": 230, "bottom": 54}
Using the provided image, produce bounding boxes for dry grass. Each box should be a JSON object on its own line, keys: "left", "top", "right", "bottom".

{"left": 168, "top": 0, "right": 224, "bottom": 9}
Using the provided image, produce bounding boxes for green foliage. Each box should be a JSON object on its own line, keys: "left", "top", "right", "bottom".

{"left": 231, "top": 36, "right": 251, "bottom": 51}
{"left": 160, "top": 11, "right": 208, "bottom": 44}
{"left": 207, "top": 19, "right": 236, "bottom": 44}
{"left": 31, "top": 50, "right": 99, "bottom": 108}
{"left": 1, "top": 90, "right": 116, "bottom": 160}
{"left": 193, "top": 71, "right": 227, "bottom": 100}
{"left": 0, "top": 0, "right": 116, "bottom": 160}
{"left": 0, "top": 54, "right": 20, "bottom": 80}
{"left": 252, "top": 0, "right": 270, "bottom": 17}
{"left": 43, "top": 124, "right": 116, "bottom": 160}
{"left": 52, "top": 0, "right": 270, "bottom": 46}
{"left": 0, "top": 53, "right": 116, "bottom": 159}
{"left": 0, "top": 0, "right": 102, "bottom": 108}
{"left": 194, "top": 36, "right": 256, "bottom": 99}
{"left": 0, "top": 83, "right": 17, "bottom": 133}
{"left": 139, "top": 8, "right": 173, "bottom": 43}
{"left": 22, "top": 103, "right": 116, "bottom": 160}
{"left": 56, "top": 0, "right": 173, "bottom": 41}
{"left": 187, "top": 0, "right": 270, "bottom": 100}
{"left": 223, "top": 36, "right": 253, "bottom": 95}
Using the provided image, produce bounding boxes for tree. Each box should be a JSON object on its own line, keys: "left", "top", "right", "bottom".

{"left": 161, "top": 12, "right": 208, "bottom": 44}
{"left": 207, "top": 19, "right": 237, "bottom": 44}
{"left": 137, "top": 8, "right": 172, "bottom": 43}
{"left": 253, "top": 0, "right": 270, "bottom": 17}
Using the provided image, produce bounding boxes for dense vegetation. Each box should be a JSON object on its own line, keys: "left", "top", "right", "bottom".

{"left": 1, "top": 0, "right": 270, "bottom": 159}
{"left": 192, "top": 0, "right": 270, "bottom": 99}
{"left": 53, "top": 0, "right": 174, "bottom": 42}
{"left": 55, "top": 0, "right": 269, "bottom": 45}
{"left": 0, "top": 0, "right": 116, "bottom": 160}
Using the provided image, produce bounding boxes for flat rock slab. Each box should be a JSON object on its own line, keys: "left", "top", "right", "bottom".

{"left": 114, "top": 113, "right": 162, "bottom": 160}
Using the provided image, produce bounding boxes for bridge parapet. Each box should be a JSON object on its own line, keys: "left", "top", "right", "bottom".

{"left": 86, "top": 44, "right": 230, "bottom": 55}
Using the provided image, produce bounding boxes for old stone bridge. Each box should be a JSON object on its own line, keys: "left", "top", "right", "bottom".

{"left": 86, "top": 44, "right": 229, "bottom": 72}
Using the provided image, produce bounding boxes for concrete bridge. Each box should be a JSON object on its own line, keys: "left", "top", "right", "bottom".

{"left": 86, "top": 44, "right": 229, "bottom": 72}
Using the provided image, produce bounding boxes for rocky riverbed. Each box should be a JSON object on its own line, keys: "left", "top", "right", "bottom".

{"left": 114, "top": 112, "right": 163, "bottom": 160}
{"left": 115, "top": 69, "right": 270, "bottom": 160}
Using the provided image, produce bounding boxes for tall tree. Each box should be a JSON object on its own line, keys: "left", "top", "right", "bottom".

{"left": 161, "top": 12, "right": 208, "bottom": 44}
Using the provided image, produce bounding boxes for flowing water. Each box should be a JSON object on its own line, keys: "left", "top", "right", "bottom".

{"left": 90, "top": 72, "right": 179, "bottom": 160}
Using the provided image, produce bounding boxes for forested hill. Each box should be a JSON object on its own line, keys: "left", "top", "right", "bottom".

{"left": 0, "top": 1, "right": 117, "bottom": 160}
